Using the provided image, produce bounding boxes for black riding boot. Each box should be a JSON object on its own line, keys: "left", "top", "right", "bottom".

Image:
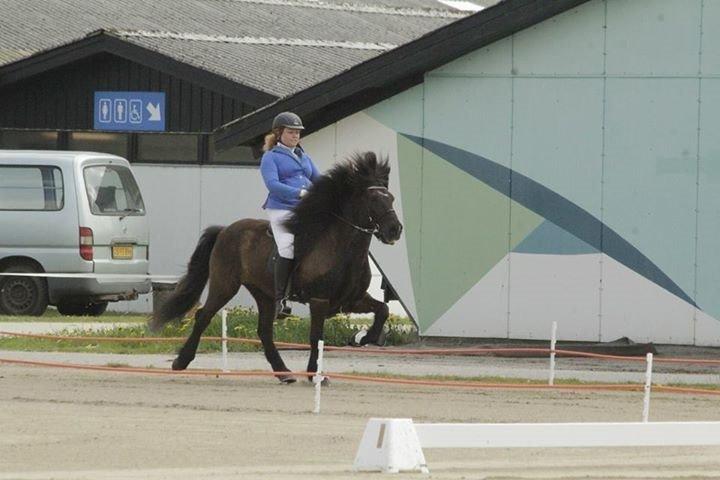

{"left": 274, "top": 256, "right": 293, "bottom": 318}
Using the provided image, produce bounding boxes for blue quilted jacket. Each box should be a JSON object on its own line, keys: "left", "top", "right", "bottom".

{"left": 260, "top": 144, "right": 321, "bottom": 210}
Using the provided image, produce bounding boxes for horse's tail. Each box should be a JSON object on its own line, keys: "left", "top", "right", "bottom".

{"left": 149, "top": 226, "right": 224, "bottom": 331}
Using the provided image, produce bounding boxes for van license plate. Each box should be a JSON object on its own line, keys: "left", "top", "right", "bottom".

{"left": 112, "top": 245, "right": 133, "bottom": 260}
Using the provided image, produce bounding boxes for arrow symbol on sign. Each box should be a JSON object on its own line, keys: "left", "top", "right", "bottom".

{"left": 146, "top": 102, "right": 162, "bottom": 121}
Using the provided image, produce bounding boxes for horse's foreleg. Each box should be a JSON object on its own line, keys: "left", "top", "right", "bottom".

{"left": 307, "top": 299, "right": 330, "bottom": 381}
{"left": 252, "top": 291, "right": 295, "bottom": 384}
{"left": 346, "top": 292, "right": 389, "bottom": 346}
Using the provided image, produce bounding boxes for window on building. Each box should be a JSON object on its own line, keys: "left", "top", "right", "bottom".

{"left": 0, "top": 130, "right": 58, "bottom": 149}
{"left": 0, "top": 165, "right": 64, "bottom": 211}
{"left": 209, "top": 141, "right": 258, "bottom": 166}
{"left": 68, "top": 132, "right": 128, "bottom": 158}
{"left": 137, "top": 134, "right": 198, "bottom": 163}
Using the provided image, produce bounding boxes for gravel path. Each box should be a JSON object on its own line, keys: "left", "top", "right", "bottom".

{"left": 2, "top": 365, "right": 720, "bottom": 479}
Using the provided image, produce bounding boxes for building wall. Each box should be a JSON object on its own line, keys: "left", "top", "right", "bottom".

{"left": 311, "top": 0, "right": 720, "bottom": 345}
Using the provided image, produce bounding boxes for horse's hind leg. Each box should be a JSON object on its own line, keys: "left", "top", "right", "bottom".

{"left": 346, "top": 292, "right": 389, "bottom": 347}
{"left": 172, "top": 275, "right": 240, "bottom": 371}
{"left": 248, "top": 287, "right": 295, "bottom": 384}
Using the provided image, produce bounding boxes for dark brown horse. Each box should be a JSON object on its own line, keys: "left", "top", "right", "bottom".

{"left": 149, "top": 152, "right": 403, "bottom": 383}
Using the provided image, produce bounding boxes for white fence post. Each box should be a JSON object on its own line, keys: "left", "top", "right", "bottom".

{"left": 643, "top": 352, "right": 653, "bottom": 423}
{"left": 549, "top": 321, "right": 557, "bottom": 386}
{"left": 221, "top": 309, "right": 229, "bottom": 373}
{"left": 313, "top": 340, "right": 325, "bottom": 414}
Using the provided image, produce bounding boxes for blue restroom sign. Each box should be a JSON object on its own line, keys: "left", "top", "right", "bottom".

{"left": 94, "top": 92, "right": 166, "bottom": 131}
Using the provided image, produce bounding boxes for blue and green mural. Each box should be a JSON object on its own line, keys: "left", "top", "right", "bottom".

{"left": 356, "top": 0, "right": 720, "bottom": 344}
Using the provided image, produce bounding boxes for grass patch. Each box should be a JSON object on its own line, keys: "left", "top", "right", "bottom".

{"left": 105, "top": 362, "right": 131, "bottom": 368}
{"left": 0, "top": 308, "right": 146, "bottom": 323}
{"left": 0, "top": 307, "right": 417, "bottom": 354}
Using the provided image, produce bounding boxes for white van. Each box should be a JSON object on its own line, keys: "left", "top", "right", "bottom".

{"left": 0, "top": 150, "right": 150, "bottom": 316}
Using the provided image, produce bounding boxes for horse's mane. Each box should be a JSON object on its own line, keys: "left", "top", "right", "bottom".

{"left": 285, "top": 151, "right": 390, "bottom": 261}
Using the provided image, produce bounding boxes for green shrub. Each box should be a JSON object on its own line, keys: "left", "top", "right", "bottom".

{"left": 0, "top": 305, "right": 417, "bottom": 354}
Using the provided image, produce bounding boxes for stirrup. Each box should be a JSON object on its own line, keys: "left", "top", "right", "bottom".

{"left": 275, "top": 298, "right": 292, "bottom": 319}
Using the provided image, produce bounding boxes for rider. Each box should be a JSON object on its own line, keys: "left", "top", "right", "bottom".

{"left": 260, "top": 112, "right": 321, "bottom": 318}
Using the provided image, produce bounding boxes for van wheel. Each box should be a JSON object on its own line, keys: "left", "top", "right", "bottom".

{"left": 0, "top": 264, "right": 49, "bottom": 316}
{"left": 57, "top": 300, "right": 108, "bottom": 317}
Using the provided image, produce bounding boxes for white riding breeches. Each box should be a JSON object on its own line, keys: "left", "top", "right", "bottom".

{"left": 267, "top": 209, "right": 295, "bottom": 259}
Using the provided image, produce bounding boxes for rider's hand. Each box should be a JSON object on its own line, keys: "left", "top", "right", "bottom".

{"left": 299, "top": 189, "right": 308, "bottom": 198}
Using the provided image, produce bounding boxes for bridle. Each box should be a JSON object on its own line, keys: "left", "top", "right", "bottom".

{"left": 331, "top": 186, "right": 396, "bottom": 236}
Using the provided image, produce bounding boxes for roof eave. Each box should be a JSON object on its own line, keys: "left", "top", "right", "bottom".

{"left": 0, "top": 30, "right": 277, "bottom": 107}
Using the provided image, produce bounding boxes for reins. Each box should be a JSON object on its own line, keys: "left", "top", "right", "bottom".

{"left": 330, "top": 186, "right": 395, "bottom": 235}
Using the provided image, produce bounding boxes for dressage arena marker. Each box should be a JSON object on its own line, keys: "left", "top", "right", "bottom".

{"left": 353, "top": 418, "right": 720, "bottom": 474}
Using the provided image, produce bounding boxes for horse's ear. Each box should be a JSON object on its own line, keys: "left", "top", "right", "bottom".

{"left": 378, "top": 155, "right": 390, "bottom": 186}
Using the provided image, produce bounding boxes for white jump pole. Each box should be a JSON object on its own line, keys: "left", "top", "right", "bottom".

{"left": 414, "top": 421, "right": 720, "bottom": 448}
{"left": 221, "top": 309, "right": 229, "bottom": 373}
{"left": 549, "top": 321, "right": 557, "bottom": 386}
{"left": 354, "top": 418, "right": 720, "bottom": 473}
{"left": 643, "top": 352, "right": 653, "bottom": 423}
{"left": 313, "top": 340, "right": 325, "bottom": 414}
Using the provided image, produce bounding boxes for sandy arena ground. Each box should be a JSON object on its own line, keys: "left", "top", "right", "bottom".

{"left": 3, "top": 357, "right": 720, "bottom": 480}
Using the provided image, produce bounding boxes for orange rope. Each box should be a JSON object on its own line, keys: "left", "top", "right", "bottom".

{"left": 2, "top": 331, "right": 720, "bottom": 365}
{"left": 0, "top": 357, "right": 312, "bottom": 377}
{"left": 3, "top": 356, "right": 720, "bottom": 396}
{"left": 0, "top": 331, "right": 302, "bottom": 348}
{"left": 554, "top": 348, "right": 720, "bottom": 365}
{"left": 654, "top": 385, "right": 720, "bottom": 396}
{"left": 326, "top": 372, "right": 642, "bottom": 392}
{"left": 323, "top": 346, "right": 552, "bottom": 355}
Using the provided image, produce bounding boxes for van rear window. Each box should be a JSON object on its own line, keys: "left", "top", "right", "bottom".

{"left": 84, "top": 165, "right": 145, "bottom": 216}
{"left": 0, "top": 166, "right": 64, "bottom": 211}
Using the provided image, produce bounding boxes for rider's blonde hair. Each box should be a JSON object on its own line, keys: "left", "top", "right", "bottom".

{"left": 263, "top": 128, "right": 284, "bottom": 152}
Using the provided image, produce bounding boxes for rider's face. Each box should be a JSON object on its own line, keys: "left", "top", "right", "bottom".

{"left": 280, "top": 128, "right": 301, "bottom": 148}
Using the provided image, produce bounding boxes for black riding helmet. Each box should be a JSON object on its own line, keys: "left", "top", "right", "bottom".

{"left": 272, "top": 112, "right": 304, "bottom": 130}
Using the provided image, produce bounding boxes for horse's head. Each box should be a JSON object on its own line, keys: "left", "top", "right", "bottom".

{"left": 288, "top": 151, "right": 403, "bottom": 248}
{"left": 351, "top": 153, "right": 403, "bottom": 245}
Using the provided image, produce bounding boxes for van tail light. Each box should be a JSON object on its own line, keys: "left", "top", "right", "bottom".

{"left": 79, "top": 227, "right": 94, "bottom": 261}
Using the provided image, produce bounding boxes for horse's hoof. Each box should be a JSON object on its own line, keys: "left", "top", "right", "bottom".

{"left": 348, "top": 330, "right": 368, "bottom": 347}
{"left": 348, "top": 329, "right": 387, "bottom": 347}
{"left": 277, "top": 374, "right": 297, "bottom": 384}
{"left": 308, "top": 375, "right": 330, "bottom": 386}
{"left": 172, "top": 357, "right": 191, "bottom": 371}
